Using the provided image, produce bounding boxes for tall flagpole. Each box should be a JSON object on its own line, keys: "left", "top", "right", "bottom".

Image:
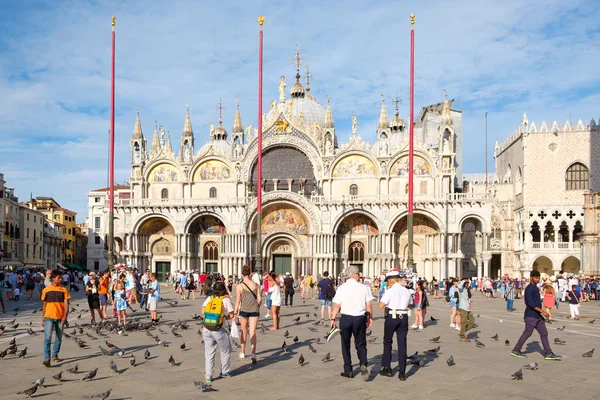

{"left": 407, "top": 14, "right": 416, "bottom": 271}
{"left": 108, "top": 16, "right": 116, "bottom": 270}
{"left": 255, "top": 15, "right": 265, "bottom": 272}
{"left": 485, "top": 111, "right": 488, "bottom": 191}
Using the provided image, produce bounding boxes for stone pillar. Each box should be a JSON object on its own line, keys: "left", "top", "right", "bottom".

{"left": 483, "top": 258, "right": 490, "bottom": 278}
{"left": 477, "top": 258, "right": 483, "bottom": 279}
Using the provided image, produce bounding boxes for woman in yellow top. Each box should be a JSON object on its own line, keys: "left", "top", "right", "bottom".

{"left": 304, "top": 274, "right": 314, "bottom": 300}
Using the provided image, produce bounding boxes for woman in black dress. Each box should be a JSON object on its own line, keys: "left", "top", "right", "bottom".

{"left": 186, "top": 275, "right": 196, "bottom": 300}
{"left": 86, "top": 272, "right": 101, "bottom": 325}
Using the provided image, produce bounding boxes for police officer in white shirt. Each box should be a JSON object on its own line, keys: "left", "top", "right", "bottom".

{"left": 330, "top": 265, "right": 374, "bottom": 380}
{"left": 378, "top": 269, "right": 412, "bottom": 381}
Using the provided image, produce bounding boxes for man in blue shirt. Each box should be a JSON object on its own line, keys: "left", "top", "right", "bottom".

{"left": 511, "top": 270, "right": 561, "bottom": 360}
{"left": 179, "top": 272, "right": 188, "bottom": 300}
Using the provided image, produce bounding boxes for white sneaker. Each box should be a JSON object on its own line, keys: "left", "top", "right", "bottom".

{"left": 449, "top": 323, "right": 456, "bottom": 328}
{"left": 418, "top": 325, "right": 423, "bottom": 330}
{"left": 410, "top": 324, "right": 418, "bottom": 329}
{"left": 455, "top": 326, "right": 461, "bottom": 331}
{"left": 265, "top": 313, "right": 270, "bottom": 319}
{"left": 238, "top": 352, "right": 245, "bottom": 359}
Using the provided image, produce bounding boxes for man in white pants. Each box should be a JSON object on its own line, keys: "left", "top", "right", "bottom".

{"left": 566, "top": 284, "right": 581, "bottom": 320}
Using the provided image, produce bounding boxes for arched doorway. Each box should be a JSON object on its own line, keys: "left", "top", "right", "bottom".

{"left": 560, "top": 256, "right": 580, "bottom": 275}
{"left": 392, "top": 214, "right": 439, "bottom": 276}
{"left": 336, "top": 213, "right": 379, "bottom": 277}
{"left": 532, "top": 256, "right": 553, "bottom": 275}
{"left": 269, "top": 239, "right": 294, "bottom": 276}
{"left": 188, "top": 214, "right": 226, "bottom": 273}
{"left": 137, "top": 216, "right": 175, "bottom": 282}
{"left": 348, "top": 241, "right": 366, "bottom": 273}
{"left": 460, "top": 218, "right": 483, "bottom": 277}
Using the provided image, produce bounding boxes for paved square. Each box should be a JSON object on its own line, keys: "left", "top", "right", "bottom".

{"left": 1, "top": 286, "right": 599, "bottom": 400}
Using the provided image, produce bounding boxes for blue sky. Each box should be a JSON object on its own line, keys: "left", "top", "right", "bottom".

{"left": 1, "top": 0, "right": 599, "bottom": 221}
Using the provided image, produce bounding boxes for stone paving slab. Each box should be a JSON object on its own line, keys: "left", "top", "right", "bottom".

{"left": 1, "top": 286, "right": 599, "bottom": 400}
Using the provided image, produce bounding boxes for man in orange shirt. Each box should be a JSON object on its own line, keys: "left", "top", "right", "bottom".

{"left": 98, "top": 270, "right": 111, "bottom": 320}
{"left": 41, "top": 270, "right": 71, "bottom": 367}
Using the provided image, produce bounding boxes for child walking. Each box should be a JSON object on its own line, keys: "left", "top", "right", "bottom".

{"left": 114, "top": 282, "right": 128, "bottom": 327}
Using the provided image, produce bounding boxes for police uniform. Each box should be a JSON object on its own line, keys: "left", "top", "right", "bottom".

{"left": 379, "top": 274, "right": 412, "bottom": 378}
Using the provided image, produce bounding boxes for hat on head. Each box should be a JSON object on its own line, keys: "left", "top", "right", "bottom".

{"left": 545, "top": 279, "right": 552, "bottom": 285}
{"left": 385, "top": 268, "right": 401, "bottom": 281}
{"left": 285, "top": 272, "right": 290, "bottom": 276}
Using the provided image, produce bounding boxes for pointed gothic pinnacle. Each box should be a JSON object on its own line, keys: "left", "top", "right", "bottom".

{"left": 151, "top": 123, "right": 160, "bottom": 150}
{"left": 183, "top": 105, "right": 193, "bottom": 136}
{"left": 133, "top": 107, "right": 143, "bottom": 139}
{"left": 442, "top": 96, "right": 453, "bottom": 125}
{"left": 233, "top": 100, "right": 243, "bottom": 133}
{"left": 378, "top": 95, "right": 389, "bottom": 129}
{"left": 167, "top": 132, "right": 173, "bottom": 152}
{"left": 324, "top": 95, "right": 334, "bottom": 128}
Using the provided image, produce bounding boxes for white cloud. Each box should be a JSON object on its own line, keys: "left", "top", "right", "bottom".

{"left": 1, "top": 0, "right": 599, "bottom": 219}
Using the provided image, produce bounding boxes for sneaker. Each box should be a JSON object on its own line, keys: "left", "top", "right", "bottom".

{"left": 205, "top": 376, "right": 212, "bottom": 383}
{"left": 42, "top": 359, "right": 51, "bottom": 368}
{"left": 455, "top": 326, "right": 461, "bottom": 331}
{"left": 340, "top": 371, "right": 354, "bottom": 379}
{"left": 360, "top": 365, "right": 369, "bottom": 381}
{"left": 545, "top": 353, "right": 562, "bottom": 361}
{"left": 238, "top": 352, "right": 245, "bottom": 359}
{"left": 379, "top": 367, "right": 393, "bottom": 377}
{"left": 410, "top": 324, "right": 418, "bottom": 329}
{"left": 511, "top": 350, "right": 527, "bottom": 359}
{"left": 418, "top": 325, "right": 423, "bottom": 330}
{"left": 449, "top": 323, "right": 456, "bottom": 328}
{"left": 52, "top": 356, "right": 63, "bottom": 362}
{"left": 219, "top": 372, "right": 231, "bottom": 378}
{"left": 251, "top": 354, "right": 257, "bottom": 364}
{"left": 398, "top": 372, "right": 407, "bottom": 381}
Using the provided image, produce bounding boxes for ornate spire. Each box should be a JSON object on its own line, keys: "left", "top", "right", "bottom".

{"left": 166, "top": 132, "right": 173, "bottom": 152}
{"left": 391, "top": 94, "right": 404, "bottom": 131}
{"left": 151, "top": 122, "right": 160, "bottom": 151}
{"left": 233, "top": 100, "right": 243, "bottom": 133}
{"left": 182, "top": 104, "right": 193, "bottom": 137}
{"left": 324, "top": 95, "right": 334, "bottom": 128}
{"left": 378, "top": 95, "right": 389, "bottom": 129}
{"left": 304, "top": 65, "right": 313, "bottom": 94}
{"left": 441, "top": 91, "right": 453, "bottom": 126}
{"left": 132, "top": 107, "right": 143, "bottom": 139}
{"left": 290, "top": 44, "right": 305, "bottom": 98}
{"left": 213, "top": 98, "right": 228, "bottom": 140}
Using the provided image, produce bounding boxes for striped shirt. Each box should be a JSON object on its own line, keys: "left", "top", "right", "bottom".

{"left": 41, "top": 285, "right": 71, "bottom": 320}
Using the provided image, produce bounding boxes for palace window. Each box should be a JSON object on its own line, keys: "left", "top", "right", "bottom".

{"left": 209, "top": 187, "right": 217, "bottom": 198}
{"left": 161, "top": 188, "right": 168, "bottom": 199}
{"left": 204, "top": 241, "right": 219, "bottom": 260}
{"left": 349, "top": 184, "right": 358, "bottom": 196}
{"left": 348, "top": 241, "right": 365, "bottom": 263}
{"left": 565, "top": 163, "right": 589, "bottom": 190}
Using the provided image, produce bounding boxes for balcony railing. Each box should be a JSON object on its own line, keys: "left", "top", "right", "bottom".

{"left": 528, "top": 242, "right": 580, "bottom": 250}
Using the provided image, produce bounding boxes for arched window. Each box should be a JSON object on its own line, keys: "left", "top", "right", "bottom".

{"left": 203, "top": 241, "right": 219, "bottom": 260}
{"left": 349, "top": 184, "right": 358, "bottom": 196}
{"left": 161, "top": 188, "right": 168, "bottom": 199}
{"left": 565, "top": 163, "right": 589, "bottom": 190}
{"left": 348, "top": 241, "right": 365, "bottom": 263}
{"left": 209, "top": 187, "right": 217, "bottom": 198}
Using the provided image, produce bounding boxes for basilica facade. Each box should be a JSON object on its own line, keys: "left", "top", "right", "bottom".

{"left": 86, "top": 68, "right": 599, "bottom": 281}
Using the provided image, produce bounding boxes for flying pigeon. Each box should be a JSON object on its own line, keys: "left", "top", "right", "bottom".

{"left": 109, "top": 360, "right": 119, "bottom": 374}
{"left": 299, "top": 354, "right": 305, "bottom": 366}
{"left": 91, "top": 389, "right": 112, "bottom": 400}
{"left": 446, "top": 355, "right": 455, "bottom": 366}
{"left": 582, "top": 348, "right": 595, "bottom": 358}
{"left": 429, "top": 336, "right": 441, "bottom": 343}
{"left": 511, "top": 369, "right": 523, "bottom": 380}
{"left": 524, "top": 362, "right": 538, "bottom": 370}
{"left": 491, "top": 334, "right": 499, "bottom": 341}
{"left": 67, "top": 364, "right": 79, "bottom": 373}
{"left": 82, "top": 368, "right": 98, "bottom": 381}
{"left": 52, "top": 371, "right": 63, "bottom": 381}
{"left": 321, "top": 352, "right": 331, "bottom": 362}
{"left": 17, "top": 383, "right": 39, "bottom": 397}
{"left": 168, "top": 355, "right": 175, "bottom": 366}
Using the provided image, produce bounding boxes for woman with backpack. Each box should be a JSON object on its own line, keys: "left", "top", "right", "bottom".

{"left": 201, "top": 282, "right": 234, "bottom": 383}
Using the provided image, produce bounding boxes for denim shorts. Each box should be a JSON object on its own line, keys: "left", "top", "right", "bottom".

{"left": 99, "top": 294, "right": 108, "bottom": 306}
{"left": 239, "top": 311, "right": 259, "bottom": 318}
{"left": 320, "top": 299, "right": 332, "bottom": 307}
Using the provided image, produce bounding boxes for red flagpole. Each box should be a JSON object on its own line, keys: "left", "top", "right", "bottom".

{"left": 108, "top": 16, "right": 116, "bottom": 269}
{"left": 255, "top": 16, "right": 265, "bottom": 272}
{"left": 407, "top": 14, "right": 415, "bottom": 270}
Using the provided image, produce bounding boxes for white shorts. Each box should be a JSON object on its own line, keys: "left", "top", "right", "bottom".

{"left": 148, "top": 298, "right": 158, "bottom": 311}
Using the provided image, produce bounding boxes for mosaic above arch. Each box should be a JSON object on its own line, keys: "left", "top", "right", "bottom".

{"left": 189, "top": 215, "right": 227, "bottom": 234}
{"left": 258, "top": 204, "right": 308, "bottom": 234}
{"left": 194, "top": 160, "right": 232, "bottom": 181}
{"left": 148, "top": 163, "right": 180, "bottom": 182}
{"left": 394, "top": 214, "right": 438, "bottom": 234}
{"left": 337, "top": 214, "right": 379, "bottom": 234}
{"left": 332, "top": 155, "right": 376, "bottom": 178}
{"left": 390, "top": 155, "right": 431, "bottom": 176}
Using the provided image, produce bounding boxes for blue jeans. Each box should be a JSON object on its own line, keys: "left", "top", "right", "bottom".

{"left": 43, "top": 318, "right": 63, "bottom": 360}
{"left": 506, "top": 299, "right": 514, "bottom": 311}
{"left": 139, "top": 293, "right": 148, "bottom": 308}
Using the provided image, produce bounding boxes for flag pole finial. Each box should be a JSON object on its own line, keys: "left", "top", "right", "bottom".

{"left": 410, "top": 13, "right": 415, "bottom": 27}
{"left": 112, "top": 15, "right": 116, "bottom": 27}
{"left": 258, "top": 15, "right": 265, "bottom": 29}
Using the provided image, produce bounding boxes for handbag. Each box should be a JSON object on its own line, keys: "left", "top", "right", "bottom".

{"left": 230, "top": 321, "right": 240, "bottom": 339}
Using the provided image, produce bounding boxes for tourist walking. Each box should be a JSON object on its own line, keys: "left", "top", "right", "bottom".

{"left": 41, "top": 271, "right": 71, "bottom": 367}
{"left": 85, "top": 272, "right": 100, "bottom": 325}
{"left": 318, "top": 272, "right": 333, "bottom": 323}
{"left": 267, "top": 273, "right": 281, "bottom": 330}
{"left": 447, "top": 279, "right": 461, "bottom": 330}
{"left": 505, "top": 280, "right": 516, "bottom": 312}
{"left": 542, "top": 280, "right": 556, "bottom": 320}
{"left": 234, "top": 265, "right": 261, "bottom": 363}
{"left": 566, "top": 284, "right": 581, "bottom": 320}
{"left": 147, "top": 273, "right": 160, "bottom": 323}
{"left": 98, "top": 270, "right": 110, "bottom": 320}
{"left": 283, "top": 272, "right": 295, "bottom": 307}
{"left": 330, "top": 265, "right": 374, "bottom": 380}
{"left": 511, "top": 270, "right": 561, "bottom": 360}
{"left": 457, "top": 278, "right": 475, "bottom": 342}
{"left": 378, "top": 270, "right": 411, "bottom": 381}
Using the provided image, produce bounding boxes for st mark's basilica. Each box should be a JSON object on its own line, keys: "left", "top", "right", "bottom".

{"left": 86, "top": 61, "right": 600, "bottom": 282}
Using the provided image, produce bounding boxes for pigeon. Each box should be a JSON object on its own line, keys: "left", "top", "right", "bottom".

{"left": 557, "top": 325, "right": 566, "bottom": 331}
{"left": 429, "top": 336, "right": 441, "bottom": 343}
{"left": 130, "top": 356, "right": 136, "bottom": 367}
{"left": 427, "top": 346, "right": 441, "bottom": 354}
{"left": 589, "top": 319, "right": 596, "bottom": 324}
{"left": 305, "top": 313, "right": 310, "bottom": 317}
{"left": 505, "top": 340, "right": 510, "bottom": 346}
{"left": 283, "top": 330, "right": 289, "bottom": 338}
{"left": 293, "top": 335, "right": 299, "bottom": 343}
{"left": 116, "top": 349, "right": 125, "bottom": 357}
{"left": 52, "top": 371, "right": 63, "bottom": 381}
{"left": 7, "top": 346, "right": 18, "bottom": 355}
{"left": 293, "top": 316, "right": 301, "bottom": 323}
{"left": 9, "top": 338, "right": 16, "bottom": 345}
{"left": 556, "top": 340, "right": 566, "bottom": 345}
{"left": 17, "top": 383, "right": 39, "bottom": 397}
{"left": 299, "top": 354, "right": 305, "bottom": 366}
{"left": 475, "top": 340, "right": 485, "bottom": 348}
{"left": 524, "top": 362, "right": 538, "bottom": 370}
{"left": 67, "top": 364, "right": 79, "bottom": 373}
{"left": 314, "top": 338, "right": 321, "bottom": 345}
{"left": 282, "top": 341, "right": 287, "bottom": 350}
{"left": 13, "top": 307, "right": 19, "bottom": 311}
{"left": 98, "top": 346, "right": 112, "bottom": 356}
{"left": 367, "top": 337, "right": 377, "bottom": 344}
{"left": 430, "top": 316, "right": 438, "bottom": 322}
{"left": 308, "top": 327, "right": 318, "bottom": 333}
{"left": 313, "top": 320, "right": 321, "bottom": 326}
{"left": 27, "top": 328, "right": 35, "bottom": 336}
{"left": 180, "top": 343, "right": 186, "bottom": 351}
{"left": 12, "top": 323, "right": 19, "bottom": 329}
{"left": 18, "top": 347, "right": 27, "bottom": 358}
{"left": 511, "top": 369, "right": 523, "bottom": 380}
{"left": 105, "top": 341, "right": 117, "bottom": 349}
{"left": 0, "top": 349, "right": 7, "bottom": 359}
{"left": 86, "top": 333, "right": 98, "bottom": 340}
{"left": 193, "top": 381, "right": 216, "bottom": 392}
{"left": 32, "top": 377, "right": 45, "bottom": 388}
{"left": 582, "top": 348, "right": 594, "bottom": 358}
{"left": 491, "top": 334, "right": 499, "bottom": 341}
{"left": 144, "top": 349, "right": 151, "bottom": 360}
{"left": 446, "top": 355, "right": 455, "bottom": 366}
{"left": 313, "top": 313, "right": 318, "bottom": 318}
{"left": 407, "top": 351, "right": 419, "bottom": 361}
{"left": 197, "top": 329, "right": 203, "bottom": 336}
{"left": 82, "top": 368, "right": 98, "bottom": 381}
{"left": 321, "top": 352, "right": 331, "bottom": 362}
{"left": 172, "top": 330, "right": 182, "bottom": 338}
{"left": 308, "top": 344, "right": 316, "bottom": 353}
{"left": 109, "top": 360, "right": 119, "bottom": 374}
{"left": 410, "top": 359, "right": 425, "bottom": 367}
{"left": 168, "top": 355, "right": 175, "bottom": 366}
{"left": 91, "top": 389, "right": 112, "bottom": 400}
{"left": 366, "top": 329, "right": 372, "bottom": 337}
{"left": 191, "top": 313, "right": 201, "bottom": 320}
{"left": 166, "top": 300, "right": 178, "bottom": 307}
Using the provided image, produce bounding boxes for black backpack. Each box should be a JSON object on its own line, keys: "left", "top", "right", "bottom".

{"left": 326, "top": 285, "right": 336, "bottom": 301}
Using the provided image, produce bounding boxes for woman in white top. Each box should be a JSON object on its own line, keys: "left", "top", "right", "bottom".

{"left": 268, "top": 273, "right": 282, "bottom": 330}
